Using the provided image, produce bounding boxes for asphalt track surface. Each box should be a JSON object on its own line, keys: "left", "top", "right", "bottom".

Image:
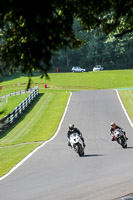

{"left": 0, "top": 89, "right": 133, "bottom": 200}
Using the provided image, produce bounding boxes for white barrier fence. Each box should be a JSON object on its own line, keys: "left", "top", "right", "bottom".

{"left": 1, "top": 88, "right": 36, "bottom": 100}
{"left": 0, "top": 86, "right": 39, "bottom": 132}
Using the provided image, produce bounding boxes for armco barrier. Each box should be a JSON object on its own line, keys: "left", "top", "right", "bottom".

{"left": 0, "top": 86, "right": 39, "bottom": 132}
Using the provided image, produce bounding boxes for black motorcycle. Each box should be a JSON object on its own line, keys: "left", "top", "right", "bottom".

{"left": 114, "top": 128, "right": 127, "bottom": 148}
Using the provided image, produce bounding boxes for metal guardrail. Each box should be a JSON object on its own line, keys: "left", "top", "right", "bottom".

{"left": 0, "top": 86, "right": 39, "bottom": 132}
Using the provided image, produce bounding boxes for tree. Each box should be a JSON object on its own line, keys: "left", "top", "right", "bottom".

{"left": 0, "top": 0, "right": 133, "bottom": 78}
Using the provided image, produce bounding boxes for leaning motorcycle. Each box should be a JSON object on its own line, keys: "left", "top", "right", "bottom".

{"left": 114, "top": 128, "right": 127, "bottom": 148}
{"left": 69, "top": 132, "right": 85, "bottom": 156}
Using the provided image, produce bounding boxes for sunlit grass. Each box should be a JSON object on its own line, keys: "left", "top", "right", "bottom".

{"left": 0, "top": 91, "right": 69, "bottom": 177}
{"left": 1, "top": 70, "right": 133, "bottom": 91}
{"left": 119, "top": 89, "right": 133, "bottom": 122}
{"left": 0, "top": 143, "right": 41, "bottom": 176}
{"left": 0, "top": 94, "right": 29, "bottom": 119}
{"left": 0, "top": 92, "right": 69, "bottom": 146}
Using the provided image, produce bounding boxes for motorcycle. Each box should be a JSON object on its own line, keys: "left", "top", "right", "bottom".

{"left": 69, "top": 132, "right": 85, "bottom": 157}
{"left": 113, "top": 128, "right": 127, "bottom": 148}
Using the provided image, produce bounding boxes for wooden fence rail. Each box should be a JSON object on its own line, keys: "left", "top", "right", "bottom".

{"left": 0, "top": 86, "right": 39, "bottom": 132}
{"left": 1, "top": 88, "right": 35, "bottom": 99}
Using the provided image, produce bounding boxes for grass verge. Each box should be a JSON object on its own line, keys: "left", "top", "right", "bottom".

{"left": 119, "top": 89, "right": 133, "bottom": 122}
{"left": 0, "top": 91, "right": 70, "bottom": 177}
{"left": 0, "top": 93, "right": 29, "bottom": 119}
{"left": 0, "top": 143, "right": 40, "bottom": 176}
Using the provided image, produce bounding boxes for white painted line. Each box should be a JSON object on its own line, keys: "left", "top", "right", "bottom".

{"left": 115, "top": 89, "right": 133, "bottom": 128}
{"left": 0, "top": 92, "right": 72, "bottom": 181}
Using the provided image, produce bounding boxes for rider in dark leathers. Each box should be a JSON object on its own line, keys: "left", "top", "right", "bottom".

{"left": 110, "top": 122, "right": 128, "bottom": 141}
{"left": 67, "top": 124, "right": 85, "bottom": 148}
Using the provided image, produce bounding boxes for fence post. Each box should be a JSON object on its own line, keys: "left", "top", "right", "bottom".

{"left": 0, "top": 86, "right": 39, "bottom": 132}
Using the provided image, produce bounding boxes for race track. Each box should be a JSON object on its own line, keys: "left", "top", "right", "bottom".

{"left": 0, "top": 89, "right": 133, "bottom": 200}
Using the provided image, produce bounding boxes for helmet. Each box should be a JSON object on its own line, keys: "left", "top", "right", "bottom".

{"left": 69, "top": 124, "right": 74, "bottom": 131}
{"left": 111, "top": 122, "right": 116, "bottom": 127}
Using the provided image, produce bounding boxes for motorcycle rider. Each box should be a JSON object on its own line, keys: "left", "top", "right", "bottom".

{"left": 110, "top": 122, "right": 128, "bottom": 141}
{"left": 67, "top": 124, "right": 86, "bottom": 148}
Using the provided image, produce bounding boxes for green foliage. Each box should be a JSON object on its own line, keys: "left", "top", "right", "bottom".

{"left": 0, "top": 1, "right": 133, "bottom": 76}
{"left": 0, "top": 0, "right": 82, "bottom": 77}
{"left": 52, "top": 30, "right": 133, "bottom": 71}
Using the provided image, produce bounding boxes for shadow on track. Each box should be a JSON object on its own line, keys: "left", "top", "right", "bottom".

{"left": 126, "top": 147, "right": 133, "bottom": 149}
{"left": 83, "top": 154, "right": 103, "bottom": 157}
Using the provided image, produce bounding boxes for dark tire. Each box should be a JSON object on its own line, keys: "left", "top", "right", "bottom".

{"left": 120, "top": 136, "right": 127, "bottom": 148}
{"left": 74, "top": 144, "right": 79, "bottom": 153}
{"left": 117, "top": 138, "right": 121, "bottom": 145}
{"left": 78, "top": 143, "right": 84, "bottom": 157}
{"left": 123, "top": 143, "right": 127, "bottom": 148}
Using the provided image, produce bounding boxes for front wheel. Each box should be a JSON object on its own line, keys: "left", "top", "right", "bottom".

{"left": 118, "top": 137, "right": 127, "bottom": 148}
{"left": 74, "top": 144, "right": 79, "bottom": 153}
{"left": 77, "top": 143, "right": 84, "bottom": 157}
{"left": 122, "top": 143, "right": 127, "bottom": 148}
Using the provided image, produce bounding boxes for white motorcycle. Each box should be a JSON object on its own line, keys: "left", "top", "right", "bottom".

{"left": 113, "top": 128, "right": 127, "bottom": 148}
{"left": 69, "top": 132, "right": 85, "bottom": 156}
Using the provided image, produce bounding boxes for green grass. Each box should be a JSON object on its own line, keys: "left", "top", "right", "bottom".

{"left": 0, "top": 144, "right": 40, "bottom": 176}
{"left": 1, "top": 70, "right": 133, "bottom": 91}
{"left": 0, "top": 70, "right": 133, "bottom": 178}
{"left": 0, "top": 92, "right": 69, "bottom": 146}
{"left": 119, "top": 89, "right": 133, "bottom": 122}
{"left": 0, "top": 94, "right": 29, "bottom": 119}
{"left": 1, "top": 70, "right": 133, "bottom": 92}
{"left": 0, "top": 91, "right": 69, "bottom": 177}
